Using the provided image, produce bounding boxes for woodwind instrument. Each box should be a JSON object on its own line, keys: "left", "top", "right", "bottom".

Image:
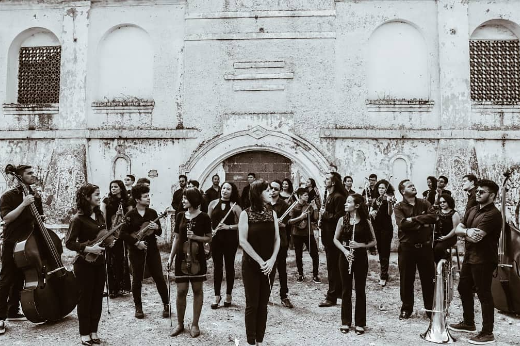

{"left": 279, "top": 200, "right": 299, "bottom": 221}
{"left": 212, "top": 202, "right": 237, "bottom": 237}
{"left": 346, "top": 217, "right": 356, "bottom": 274}
{"left": 318, "top": 189, "right": 328, "bottom": 227}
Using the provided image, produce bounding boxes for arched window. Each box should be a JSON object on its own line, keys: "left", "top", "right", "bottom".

{"left": 113, "top": 156, "right": 131, "bottom": 180}
{"left": 6, "top": 28, "right": 61, "bottom": 104}
{"left": 367, "top": 21, "right": 429, "bottom": 100}
{"left": 470, "top": 21, "right": 520, "bottom": 104}
{"left": 96, "top": 25, "right": 154, "bottom": 101}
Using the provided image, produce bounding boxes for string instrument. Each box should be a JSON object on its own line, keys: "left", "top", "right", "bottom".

{"left": 134, "top": 208, "right": 169, "bottom": 244}
{"left": 181, "top": 219, "right": 200, "bottom": 275}
{"left": 82, "top": 221, "right": 127, "bottom": 263}
{"left": 375, "top": 176, "right": 395, "bottom": 207}
{"left": 6, "top": 164, "right": 78, "bottom": 323}
{"left": 491, "top": 170, "right": 520, "bottom": 314}
{"left": 296, "top": 205, "right": 311, "bottom": 229}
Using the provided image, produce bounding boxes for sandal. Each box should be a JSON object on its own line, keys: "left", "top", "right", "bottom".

{"left": 340, "top": 325, "right": 350, "bottom": 334}
{"left": 355, "top": 326, "right": 365, "bottom": 335}
{"left": 211, "top": 296, "right": 221, "bottom": 309}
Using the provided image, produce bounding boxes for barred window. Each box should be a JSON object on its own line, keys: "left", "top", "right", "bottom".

{"left": 17, "top": 46, "right": 61, "bottom": 104}
{"left": 470, "top": 40, "right": 520, "bottom": 104}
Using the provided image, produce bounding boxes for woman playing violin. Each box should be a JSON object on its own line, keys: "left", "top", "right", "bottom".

{"left": 169, "top": 188, "right": 212, "bottom": 338}
{"left": 65, "top": 184, "right": 114, "bottom": 345}
{"left": 369, "top": 179, "right": 397, "bottom": 287}
{"left": 100, "top": 180, "right": 132, "bottom": 298}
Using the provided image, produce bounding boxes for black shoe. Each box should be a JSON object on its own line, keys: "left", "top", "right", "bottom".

{"left": 223, "top": 295, "right": 232, "bottom": 307}
{"left": 468, "top": 332, "right": 495, "bottom": 345}
{"left": 6, "top": 312, "right": 26, "bottom": 321}
{"left": 135, "top": 305, "right": 144, "bottom": 319}
{"left": 399, "top": 311, "right": 412, "bottom": 320}
{"left": 313, "top": 276, "right": 321, "bottom": 283}
{"left": 81, "top": 340, "right": 93, "bottom": 346}
{"left": 211, "top": 296, "right": 221, "bottom": 310}
{"left": 319, "top": 299, "right": 336, "bottom": 307}
{"left": 281, "top": 298, "right": 294, "bottom": 308}
{"left": 162, "top": 304, "right": 170, "bottom": 318}
{"left": 297, "top": 275, "right": 304, "bottom": 282}
{"left": 0, "top": 320, "right": 5, "bottom": 335}
{"left": 448, "top": 320, "right": 476, "bottom": 333}
{"left": 90, "top": 338, "right": 101, "bottom": 344}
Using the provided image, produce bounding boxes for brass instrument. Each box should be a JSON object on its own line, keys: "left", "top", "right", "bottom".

{"left": 420, "top": 259, "right": 457, "bottom": 344}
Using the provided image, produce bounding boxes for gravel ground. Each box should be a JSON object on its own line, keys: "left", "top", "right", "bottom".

{"left": 1, "top": 248, "right": 519, "bottom": 346}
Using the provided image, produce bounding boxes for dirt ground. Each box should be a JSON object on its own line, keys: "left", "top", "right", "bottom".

{"left": 2, "top": 248, "right": 519, "bottom": 346}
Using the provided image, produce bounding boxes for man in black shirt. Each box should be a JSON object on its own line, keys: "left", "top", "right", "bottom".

{"left": 343, "top": 176, "right": 356, "bottom": 196}
{"left": 394, "top": 179, "right": 436, "bottom": 320}
{"left": 124, "top": 174, "right": 135, "bottom": 194}
{"left": 318, "top": 172, "right": 347, "bottom": 307}
{"left": 463, "top": 174, "right": 479, "bottom": 211}
{"left": 362, "top": 173, "right": 380, "bottom": 208}
{"left": 449, "top": 179, "right": 501, "bottom": 345}
{"left": 240, "top": 173, "right": 256, "bottom": 209}
{"left": 120, "top": 184, "right": 169, "bottom": 320}
{"left": 205, "top": 174, "right": 220, "bottom": 204}
{"left": 0, "top": 165, "right": 43, "bottom": 333}
{"left": 171, "top": 175, "right": 187, "bottom": 214}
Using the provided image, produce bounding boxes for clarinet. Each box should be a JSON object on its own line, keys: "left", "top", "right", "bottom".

{"left": 343, "top": 214, "right": 356, "bottom": 274}
{"left": 318, "top": 189, "right": 328, "bottom": 228}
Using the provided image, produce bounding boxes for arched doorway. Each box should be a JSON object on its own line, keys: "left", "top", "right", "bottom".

{"left": 224, "top": 151, "right": 292, "bottom": 192}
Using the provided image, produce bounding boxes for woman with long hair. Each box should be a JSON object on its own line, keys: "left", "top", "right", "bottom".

{"left": 280, "top": 178, "right": 294, "bottom": 202}
{"left": 66, "top": 184, "right": 114, "bottom": 345}
{"left": 433, "top": 194, "right": 460, "bottom": 263}
{"left": 422, "top": 176, "right": 438, "bottom": 206}
{"left": 239, "top": 179, "right": 280, "bottom": 346}
{"left": 370, "top": 179, "right": 397, "bottom": 287}
{"left": 207, "top": 182, "right": 242, "bottom": 309}
{"left": 333, "top": 194, "right": 376, "bottom": 335}
{"left": 100, "top": 180, "right": 132, "bottom": 298}
{"left": 169, "top": 188, "right": 212, "bottom": 338}
{"left": 306, "top": 177, "right": 321, "bottom": 210}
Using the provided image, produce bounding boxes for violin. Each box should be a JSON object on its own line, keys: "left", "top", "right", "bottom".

{"left": 134, "top": 208, "right": 169, "bottom": 245}
{"left": 181, "top": 219, "right": 200, "bottom": 275}
{"left": 82, "top": 220, "right": 127, "bottom": 263}
{"left": 6, "top": 164, "right": 78, "bottom": 323}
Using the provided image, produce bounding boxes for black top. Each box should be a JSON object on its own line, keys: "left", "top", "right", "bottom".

{"left": 462, "top": 203, "right": 502, "bottom": 264}
{"left": 171, "top": 188, "right": 185, "bottom": 212}
{"left": 422, "top": 189, "right": 437, "bottom": 206}
{"left": 435, "top": 209, "right": 456, "bottom": 239}
{"left": 244, "top": 206, "right": 275, "bottom": 270}
{"left": 210, "top": 200, "right": 237, "bottom": 228}
{"left": 241, "top": 185, "right": 251, "bottom": 209}
{"left": 0, "top": 186, "right": 44, "bottom": 243}
{"left": 174, "top": 212, "right": 211, "bottom": 277}
{"left": 394, "top": 198, "right": 437, "bottom": 244}
{"left": 438, "top": 189, "right": 452, "bottom": 196}
{"left": 345, "top": 189, "right": 356, "bottom": 196}
{"left": 103, "top": 195, "right": 131, "bottom": 229}
{"left": 205, "top": 187, "right": 220, "bottom": 205}
{"left": 362, "top": 187, "right": 380, "bottom": 204}
{"left": 120, "top": 207, "right": 162, "bottom": 246}
{"left": 338, "top": 216, "right": 374, "bottom": 258}
{"left": 307, "top": 188, "right": 321, "bottom": 210}
{"left": 466, "top": 187, "right": 478, "bottom": 211}
{"left": 371, "top": 199, "right": 393, "bottom": 230}
{"left": 65, "top": 211, "right": 107, "bottom": 265}
{"left": 271, "top": 199, "right": 290, "bottom": 247}
{"left": 321, "top": 191, "right": 346, "bottom": 227}
{"left": 290, "top": 202, "right": 316, "bottom": 237}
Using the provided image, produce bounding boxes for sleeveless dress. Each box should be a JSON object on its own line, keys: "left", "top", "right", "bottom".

{"left": 242, "top": 206, "right": 275, "bottom": 270}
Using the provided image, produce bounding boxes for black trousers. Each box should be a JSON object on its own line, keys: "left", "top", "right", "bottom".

{"left": 458, "top": 262, "right": 496, "bottom": 334}
{"left": 74, "top": 258, "right": 105, "bottom": 335}
{"left": 106, "top": 239, "right": 131, "bottom": 295}
{"left": 374, "top": 225, "right": 393, "bottom": 280}
{"left": 242, "top": 258, "right": 276, "bottom": 345}
{"left": 293, "top": 234, "right": 319, "bottom": 277}
{"left": 322, "top": 225, "right": 342, "bottom": 302}
{"left": 433, "top": 237, "right": 457, "bottom": 263}
{"left": 211, "top": 230, "right": 239, "bottom": 296}
{"left": 272, "top": 246, "right": 288, "bottom": 299}
{"left": 128, "top": 245, "right": 168, "bottom": 306}
{"left": 339, "top": 253, "right": 368, "bottom": 326}
{"left": 0, "top": 241, "right": 24, "bottom": 320}
{"left": 398, "top": 242, "right": 435, "bottom": 313}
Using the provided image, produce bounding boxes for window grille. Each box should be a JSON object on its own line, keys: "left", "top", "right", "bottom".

{"left": 470, "top": 40, "right": 520, "bottom": 104}
{"left": 17, "top": 46, "right": 61, "bottom": 104}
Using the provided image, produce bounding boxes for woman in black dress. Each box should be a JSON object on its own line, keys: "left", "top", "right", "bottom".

{"left": 422, "top": 176, "right": 438, "bottom": 206}
{"left": 239, "top": 179, "right": 280, "bottom": 346}
{"left": 169, "top": 188, "right": 212, "bottom": 338}
{"left": 334, "top": 193, "right": 376, "bottom": 335}
{"left": 100, "top": 179, "right": 132, "bottom": 298}
{"left": 433, "top": 194, "right": 460, "bottom": 263}
{"left": 66, "top": 184, "right": 114, "bottom": 345}
{"left": 208, "top": 182, "right": 242, "bottom": 309}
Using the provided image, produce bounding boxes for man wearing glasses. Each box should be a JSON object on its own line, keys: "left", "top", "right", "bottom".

{"left": 449, "top": 179, "right": 501, "bottom": 345}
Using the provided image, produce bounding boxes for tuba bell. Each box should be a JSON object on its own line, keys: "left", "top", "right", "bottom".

{"left": 420, "top": 259, "right": 456, "bottom": 344}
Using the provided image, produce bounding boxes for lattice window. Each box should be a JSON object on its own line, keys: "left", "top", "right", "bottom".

{"left": 470, "top": 40, "right": 520, "bottom": 104}
{"left": 18, "top": 46, "right": 61, "bottom": 104}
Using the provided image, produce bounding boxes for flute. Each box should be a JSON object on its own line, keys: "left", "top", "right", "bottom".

{"left": 212, "top": 202, "right": 237, "bottom": 237}
{"left": 279, "top": 200, "right": 299, "bottom": 221}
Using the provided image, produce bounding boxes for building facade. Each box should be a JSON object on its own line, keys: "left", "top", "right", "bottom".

{"left": 1, "top": 0, "right": 520, "bottom": 224}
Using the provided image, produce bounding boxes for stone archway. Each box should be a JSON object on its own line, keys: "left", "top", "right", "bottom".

{"left": 181, "top": 126, "right": 332, "bottom": 192}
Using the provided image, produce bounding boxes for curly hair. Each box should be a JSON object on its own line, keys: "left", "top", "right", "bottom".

{"left": 108, "top": 180, "right": 129, "bottom": 202}
{"left": 219, "top": 182, "right": 240, "bottom": 203}
{"left": 375, "top": 179, "right": 395, "bottom": 195}
{"left": 282, "top": 178, "right": 294, "bottom": 194}
{"left": 76, "top": 184, "right": 100, "bottom": 215}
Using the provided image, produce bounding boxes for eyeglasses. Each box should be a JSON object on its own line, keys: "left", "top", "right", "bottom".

{"left": 270, "top": 187, "right": 280, "bottom": 191}
{"left": 475, "top": 189, "right": 489, "bottom": 195}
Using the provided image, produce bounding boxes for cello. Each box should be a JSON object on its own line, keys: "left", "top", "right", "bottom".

{"left": 491, "top": 170, "right": 520, "bottom": 314}
{"left": 6, "top": 164, "right": 78, "bottom": 323}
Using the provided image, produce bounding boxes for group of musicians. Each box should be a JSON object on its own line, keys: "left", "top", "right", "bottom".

{"left": 0, "top": 165, "right": 503, "bottom": 345}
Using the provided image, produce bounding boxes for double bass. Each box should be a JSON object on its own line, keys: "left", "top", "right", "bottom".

{"left": 491, "top": 170, "right": 520, "bottom": 314}
{"left": 6, "top": 164, "right": 78, "bottom": 323}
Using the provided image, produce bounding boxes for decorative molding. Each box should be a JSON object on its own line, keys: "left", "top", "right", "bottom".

{"left": 471, "top": 101, "right": 520, "bottom": 114}
{"left": 234, "top": 61, "right": 285, "bottom": 69}
{"left": 185, "top": 32, "right": 336, "bottom": 41}
{"left": 365, "top": 99, "right": 434, "bottom": 112}
{"left": 2, "top": 103, "right": 59, "bottom": 116}
{"left": 91, "top": 101, "right": 155, "bottom": 116}
{"left": 225, "top": 73, "right": 293, "bottom": 80}
{"left": 320, "top": 128, "right": 520, "bottom": 140}
{"left": 0, "top": 129, "right": 198, "bottom": 139}
{"left": 186, "top": 10, "right": 336, "bottom": 20}
{"left": 233, "top": 85, "right": 285, "bottom": 91}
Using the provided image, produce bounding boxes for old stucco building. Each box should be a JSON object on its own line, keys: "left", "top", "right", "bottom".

{"left": 1, "top": 0, "right": 520, "bottom": 224}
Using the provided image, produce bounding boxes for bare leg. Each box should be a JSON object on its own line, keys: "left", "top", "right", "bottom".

{"left": 191, "top": 281, "right": 204, "bottom": 327}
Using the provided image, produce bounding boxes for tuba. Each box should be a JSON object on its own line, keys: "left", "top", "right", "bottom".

{"left": 420, "top": 259, "right": 456, "bottom": 343}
